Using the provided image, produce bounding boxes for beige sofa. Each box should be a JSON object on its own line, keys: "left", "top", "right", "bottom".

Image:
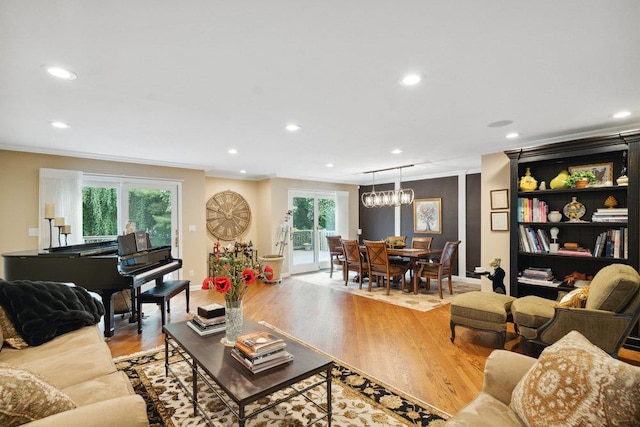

{"left": 1, "top": 324, "right": 149, "bottom": 426}
{"left": 445, "top": 330, "right": 640, "bottom": 426}
{"left": 0, "top": 281, "right": 149, "bottom": 427}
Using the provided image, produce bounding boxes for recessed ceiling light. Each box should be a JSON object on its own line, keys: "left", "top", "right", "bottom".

{"left": 401, "top": 74, "right": 421, "bottom": 86}
{"left": 240, "top": 170, "right": 247, "bottom": 174}
{"left": 50, "top": 121, "right": 70, "bottom": 129}
{"left": 613, "top": 111, "right": 631, "bottom": 119}
{"left": 228, "top": 148, "right": 238, "bottom": 154}
{"left": 46, "top": 66, "right": 77, "bottom": 80}
{"left": 391, "top": 149, "right": 403, "bottom": 154}
{"left": 285, "top": 124, "right": 301, "bottom": 132}
{"left": 326, "top": 163, "right": 334, "bottom": 168}
{"left": 506, "top": 132, "right": 519, "bottom": 139}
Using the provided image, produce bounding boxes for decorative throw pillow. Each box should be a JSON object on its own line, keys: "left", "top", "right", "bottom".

{"left": 554, "top": 286, "right": 589, "bottom": 308}
{"left": 510, "top": 330, "right": 640, "bottom": 427}
{"left": 0, "top": 305, "right": 28, "bottom": 349}
{"left": 0, "top": 363, "right": 76, "bottom": 426}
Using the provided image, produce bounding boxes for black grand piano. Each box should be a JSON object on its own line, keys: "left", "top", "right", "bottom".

{"left": 2, "top": 232, "right": 182, "bottom": 338}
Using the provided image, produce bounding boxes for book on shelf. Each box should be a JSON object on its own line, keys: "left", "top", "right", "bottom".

{"left": 197, "top": 302, "right": 226, "bottom": 319}
{"left": 235, "top": 330, "right": 287, "bottom": 357}
{"left": 518, "top": 224, "right": 550, "bottom": 254}
{"left": 556, "top": 248, "right": 593, "bottom": 257}
{"left": 518, "top": 276, "right": 562, "bottom": 287}
{"left": 187, "top": 319, "right": 226, "bottom": 336}
{"left": 592, "top": 228, "right": 627, "bottom": 259}
{"left": 517, "top": 198, "right": 548, "bottom": 223}
{"left": 230, "top": 347, "right": 293, "bottom": 373}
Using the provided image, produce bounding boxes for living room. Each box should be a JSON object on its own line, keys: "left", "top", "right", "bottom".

{"left": 1, "top": 2, "right": 640, "bottom": 425}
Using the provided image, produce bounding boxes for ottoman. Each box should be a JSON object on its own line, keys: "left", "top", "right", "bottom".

{"left": 450, "top": 291, "right": 516, "bottom": 348}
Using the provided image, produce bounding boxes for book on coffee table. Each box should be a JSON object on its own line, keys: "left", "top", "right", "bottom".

{"left": 235, "top": 330, "right": 286, "bottom": 357}
{"left": 230, "top": 347, "right": 293, "bottom": 373}
{"left": 187, "top": 319, "right": 226, "bottom": 336}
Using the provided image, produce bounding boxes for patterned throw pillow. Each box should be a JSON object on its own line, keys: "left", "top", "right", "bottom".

{"left": 554, "top": 286, "right": 589, "bottom": 308}
{"left": 510, "top": 330, "right": 640, "bottom": 426}
{"left": 0, "top": 363, "right": 76, "bottom": 426}
{"left": 0, "top": 305, "right": 28, "bottom": 349}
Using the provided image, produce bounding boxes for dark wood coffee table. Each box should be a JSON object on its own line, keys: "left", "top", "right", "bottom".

{"left": 163, "top": 319, "right": 333, "bottom": 426}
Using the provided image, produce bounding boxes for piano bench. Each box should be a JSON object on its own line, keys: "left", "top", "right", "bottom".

{"left": 138, "top": 279, "right": 190, "bottom": 328}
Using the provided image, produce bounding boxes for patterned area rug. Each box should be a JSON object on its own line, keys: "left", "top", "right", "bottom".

{"left": 292, "top": 270, "right": 481, "bottom": 312}
{"left": 115, "top": 325, "right": 449, "bottom": 426}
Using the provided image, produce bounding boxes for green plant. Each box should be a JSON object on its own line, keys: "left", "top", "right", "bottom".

{"left": 566, "top": 170, "right": 597, "bottom": 187}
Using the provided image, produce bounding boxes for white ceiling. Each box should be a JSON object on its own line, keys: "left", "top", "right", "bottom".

{"left": 1, "top": 1, "right": 639, "bottom": 185}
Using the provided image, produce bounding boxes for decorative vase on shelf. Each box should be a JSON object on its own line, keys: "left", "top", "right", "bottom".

{"left": 563, "top": 196, "right": 586, "bottom": 222}
{"left": 224, "top": 299, "right": 243, "bottom": 346}
{"left": 548, "top": 210, "right": 562, "bottom": 223}
{"left": 519, "top": 168, "right": 538, "bottom": 192}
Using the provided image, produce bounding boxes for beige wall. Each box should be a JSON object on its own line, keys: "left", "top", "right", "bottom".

{"left": 205, "top": 176, "right": 359, "bottom": 277}
{"left": 0, "top": 149, "right": 360, "bottom": 284}
{"left": 480, "top": 152, "right": 512, "bottom": 293}
{"left": 0, "top": 150, "right": 207, "bottom": 281}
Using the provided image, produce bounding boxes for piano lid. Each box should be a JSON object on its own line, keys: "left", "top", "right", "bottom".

{"left": 117, "top": 231, "right": 152, "bottom": 256}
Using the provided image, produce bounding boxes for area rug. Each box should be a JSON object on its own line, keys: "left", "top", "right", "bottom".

{"left": 115, "top": 326, "right": 449, "bottom": 426}
{"left": 291, "top": 270, "right": 480, "bottom": 312}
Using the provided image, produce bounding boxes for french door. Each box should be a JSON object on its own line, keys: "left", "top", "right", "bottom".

{"left": 289, "top": 190, "right": 345, "bottom": 274}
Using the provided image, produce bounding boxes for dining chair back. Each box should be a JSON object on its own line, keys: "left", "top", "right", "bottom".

{"left": 416, "top": 240, "right": 461, "bottom": 299}
{"left": 411, "top": 236, "right": 433, "bottom": 250}
{"left": 364, "top": 240, "right": 407, "bottom": 295}
{"left": 341, "top": 239, "right": 369, "bottom": 289}
{"left": 326, "top": 235, "right": 345, "bottom": 278}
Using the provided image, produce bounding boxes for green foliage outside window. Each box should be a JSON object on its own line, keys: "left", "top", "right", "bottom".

{"left": 83, "top": 187, "right": 117, "bottom": 237}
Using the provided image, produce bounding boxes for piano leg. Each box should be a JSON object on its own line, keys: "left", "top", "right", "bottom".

{"left": 101, "top": 291, "right": 117, "bottom": 338}
{"left": 129, "top": 288, "right": 138, "bottom": 324}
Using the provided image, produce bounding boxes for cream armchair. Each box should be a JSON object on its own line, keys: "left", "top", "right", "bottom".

{"left": 512, "top": 263, "right": 640, "bottom": 356}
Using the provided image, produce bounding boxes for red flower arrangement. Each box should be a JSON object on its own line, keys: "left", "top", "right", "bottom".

{"left": 203, "top": 254, "right": 258, "bottom": 302}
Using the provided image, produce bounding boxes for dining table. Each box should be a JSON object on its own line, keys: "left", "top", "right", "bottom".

{"left": 358, "top": 246, "right": 442, "bottom": 295}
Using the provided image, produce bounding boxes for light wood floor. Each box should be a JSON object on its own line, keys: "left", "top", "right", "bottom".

{"left": 106, "top": 272, "right": 640, "bottom": 416}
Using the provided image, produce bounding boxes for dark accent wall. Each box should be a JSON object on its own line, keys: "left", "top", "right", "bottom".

{"left": 358, "top": 182, "right": 394, "bottom": 241}
{"left": 358, "top": 174, "right": 482, "bottom": 277}
{"left": 465, "top": 174, "right": 481, "bottom": 276}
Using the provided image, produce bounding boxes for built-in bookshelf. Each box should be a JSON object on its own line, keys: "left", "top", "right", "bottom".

{"left": 506, "top": 131, "right": 640, "bottom": 350}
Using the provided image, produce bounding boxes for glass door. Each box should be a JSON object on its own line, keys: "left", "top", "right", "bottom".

{"left": 289, "top": 190, "right": 339, "bottom": 274}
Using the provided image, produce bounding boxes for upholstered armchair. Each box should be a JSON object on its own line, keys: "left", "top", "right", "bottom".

{"left": 512, "top": 263, "right": 640, "bottom": 356}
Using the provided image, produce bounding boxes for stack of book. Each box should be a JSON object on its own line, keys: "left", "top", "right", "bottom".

{"left": 231, "top": 330, "right": 293, "bottom": 373}
{"left": 518, "top": 267, "right": 560, "bottom": 287}
{"left": 591, "top": 208, "right": 628, "bottom": 223}
{"left": 556, "top": 242, "right": 593, "bottom": 257}
{"left": 187, "top": 303, "right": 226, "bottom": 336}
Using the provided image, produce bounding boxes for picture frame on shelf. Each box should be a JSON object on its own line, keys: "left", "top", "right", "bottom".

{"left": 491, "top": 211, "right": 509, "bottom": 231}
{"left": 414, "top": 198, "right": 442, "bottom": 234}
{"left": 568, "top": 162, "right": 614, "bottom": 186}
{"left": 490, "top": 189, "right": 509, "bottom": 210}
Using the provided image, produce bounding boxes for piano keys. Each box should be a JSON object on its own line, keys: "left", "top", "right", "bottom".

{"left": 2, "top": 235, "right": 183, "bottom": 338}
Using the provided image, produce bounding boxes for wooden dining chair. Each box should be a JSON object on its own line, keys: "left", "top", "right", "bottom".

{"left": 326, "top": 235, "right": 345, "bottom": 278}
{"left": 411, "top": 236, "right": 433, "bottom": 250}
{"left": 364, "top": 240, "right": 407, "bottom": 295}
{"left": 415, "top": 240, "right": 461, "bottom": 299}
{"left": 341, "top": 239, "right": 369, "bottom": 289}
{"left": 408, "top": 236, "right": 433, "bottom": 282}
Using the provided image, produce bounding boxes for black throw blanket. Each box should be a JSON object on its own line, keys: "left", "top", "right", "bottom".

{"left": 0, "top": 280, "right": 105, "bottom": 346}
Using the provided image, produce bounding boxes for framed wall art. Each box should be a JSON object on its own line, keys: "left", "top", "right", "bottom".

{"left": 568, "top": 162, "right": 614, "bottom": 186}
{"left": 491, "top": 211, "right": 509, "bottom": 231}
{"left": 414, "top": 198, "right": 442, "bottom": 234}
{"left": 490, "top": 189, "right": 509, "bottom": 210}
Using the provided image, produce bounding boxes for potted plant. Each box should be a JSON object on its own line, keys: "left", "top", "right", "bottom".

{"left": 566, "top": 170, "right": 597, "bottom": 188}
{"left": 258, "top": 210, "right": 292, "bottom": 283}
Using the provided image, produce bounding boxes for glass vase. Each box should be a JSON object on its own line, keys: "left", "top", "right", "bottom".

{"left": 223, "top": 299, "right": 243, "bottom": 346}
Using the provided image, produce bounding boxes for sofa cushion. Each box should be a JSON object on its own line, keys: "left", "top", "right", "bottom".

{"left": 445, "top": 391, "right": 524, "bottom": 426}
{"left": 63, "top": 371, "right": 135, "bottom": 407}
{"left": 510, "top": 330, "right": 640, "bottom": 427}
{"left": 0, "top": 305, "right": 28, "bottom": 349}
{"left": 0, "top": 363, "right": 76, "bottom": 426}
{"left": 586, "top": 264, "right": 640, "bottom": 312}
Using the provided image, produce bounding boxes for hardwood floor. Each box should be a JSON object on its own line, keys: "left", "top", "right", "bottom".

{"left": 107, "top": 272, "right": 640, "bottom": 416}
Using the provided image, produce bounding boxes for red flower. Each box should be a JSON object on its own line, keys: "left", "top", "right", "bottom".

{"left": 213, "top": 276, "right": 232, "bottom": 294}
{"left": 201, "top": 277, "right": 213, "bottom": 290}
{"left": 242, "top": 268, "right": 256, "bottom": 284}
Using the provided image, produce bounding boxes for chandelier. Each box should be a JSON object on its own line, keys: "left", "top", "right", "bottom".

{"left": 361, "top": 165, "right": 415, "bottom": 208}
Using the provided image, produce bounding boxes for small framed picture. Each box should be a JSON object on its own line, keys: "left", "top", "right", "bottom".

{"left": 491, "top": 211, "right": 509, "bottom": 231}
{"left": 568, "top": 162, "right": 614, "bottom": 186}
{"left": 490, "top": 189, "right": 509, "bottom": 210}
